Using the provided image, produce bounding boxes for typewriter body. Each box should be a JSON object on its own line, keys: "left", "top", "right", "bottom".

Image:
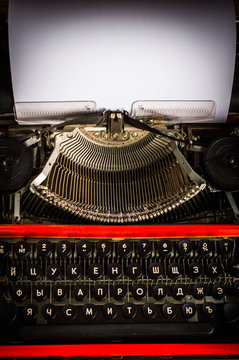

{"left": 1, "top": 0, "right": 239, "bottom": 356}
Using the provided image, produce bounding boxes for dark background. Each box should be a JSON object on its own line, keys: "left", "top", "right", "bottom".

{"left": 0, "top": 0, "right": 239, "bottom": 115}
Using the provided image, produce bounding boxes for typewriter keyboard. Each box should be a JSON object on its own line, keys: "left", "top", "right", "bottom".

{"left": 0, "top": 227, "right": 239, "bottom": 343}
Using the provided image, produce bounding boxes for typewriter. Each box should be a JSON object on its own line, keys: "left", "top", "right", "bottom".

{"left": 0, "top": 0, "right": 239, "bottom": 357}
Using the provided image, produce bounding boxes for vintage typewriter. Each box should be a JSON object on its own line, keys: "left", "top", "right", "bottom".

{"left": 0, "top": 0, "right": 239, "bottom": 357}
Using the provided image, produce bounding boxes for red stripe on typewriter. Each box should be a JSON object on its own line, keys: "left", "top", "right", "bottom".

{"left": 0, "top": 343, "right": 239, "bottom": 357}
{"left": 0, "top": 224, "right": 239, "bottom": 238}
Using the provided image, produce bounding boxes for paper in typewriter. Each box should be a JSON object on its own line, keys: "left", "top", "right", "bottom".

{"left": 9, "top": 0, "right": 236, "bottom": 123}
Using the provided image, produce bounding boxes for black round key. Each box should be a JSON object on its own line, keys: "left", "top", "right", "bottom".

{"left": 168, "top": 262, "right": 182, "bottom": 279}
{"left": 198, "top": 239, "right": 213, "bottom": 256}
{"left": 137, "top": 240, "right": 152, "bottom": 258}
{"left": 127, "top": 263, "right": 142, "bottom": 280}
{"left": 62, "top": 305, "right": 77, "bottom": 320}
{"left": 53, "top": 285, "right": 67, "bottom": 301}
{"left": 93, "top": 285, "right": 107, "bottom": 301}
{"left": 47, "top": 264, "right": 61, "bottom": 280}
{"left": 107, "top": 263, "right": 122, "bottom": 280}
{"left": 0, "top": 284, "right": 6, "bottom": 299}
{"left": 67, "top": 264, "right": 81, "bottom": 280}
{"left": 23, "top": 304, "right": 37, "bottom": 321}
{"left": 178, "top": 240, "right": 193, "bottom": 256}
{"left": 192, "top": 284, "right": 206, "bottom": 299}
{"left": 15, "top": 241, "right": 29, "bottom": 257}
{"left": 223, "top": 303, "right": 239, "bottom": 323}
{"left": 37, "top": 240, "right": 52, "bottom": 257}
{"left": 12, "top": 285, "right": 27, "bottom": 302}
{"left": 162, "top": 303, "right": 177, "bottom": 319}
{"left": 188, "top": 262, "right": 203, "bottom": 278}
{"left": 77, "top": 240, "right": 92, "bottom": 257}
{"left": 112, "top": 285, "right": 127, "bottom": 301}
{"left": 26, "top": 264, "right": 41, "bottom": 280}
{"left": 122, "top": 303, "right": 137, "bottom": 319}
{"left": 149, "top": 263, "right": 163, "bottom": 279}
{"left": 230, "top": 260, "right": 239, "bottom": 277}
{"left": 0, "top": 303, "right": 16, "bottom": 323}
{"left": 0, "top": 241, "right": 10, "bottom": 257}
{"left": 42, "top": 304, "right": 57, "bottom": 320}
{"left": 153, "top": 284, "right": 167, "bottom": 300}
{"left": 117, "top": 240, "right": 132, "bottom": 258}
{"left": 172, "top": 284, "right": 187, "bottom": 300}
{"left": 82, "top": 304, "right": 97, "bottom": 320}
{"left": 102, "top": 303, "right": 117, "bottom": 319}
{"left": 96, "top": 240, "right": 111, "bottom": 258}
{"left": 57, "top": 240, "right": 72, "bottom": 257}
{"left": 143, "top": 303, "right": 157, "bottom": 319}
{"left": 7, "top": 264, "right": 20, "bottom": 281}
{"left": 207, "top": 263, "right": 222, "bottom": 278}
{"left": 73, "top": 285, "right": 88, "bottom": 301}
{"left": 181, "top": 303, "right": 196, "bottom": 319}
{"left": 33, "top": 285, "right": 47, "bottom": 302}
{"left": 233, "top": 281, "right": 239, "bottom": 295}
{"left": 219, "top": 239, "right": 234, "bottom": 255}
{"left": 157, "top": 240, "right": 172, "bottom": 256}
{"left": 132, "top": 284, "right": 146, "bottom": 300}
{"left": 88, "top": 263, "right": 103, "bottom": 280}
{"left": 202, "top": 302, "right": 217, "bottom": 318}
{"left": 212, "top": 283, "right": 226, "bottom": 300}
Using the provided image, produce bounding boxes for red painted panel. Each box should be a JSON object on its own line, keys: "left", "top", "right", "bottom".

{"left": 0, "top": 224, "right": 239, "bottom": 238}
{"left": 1, "top": 343, "right": 239, "bottom": 357}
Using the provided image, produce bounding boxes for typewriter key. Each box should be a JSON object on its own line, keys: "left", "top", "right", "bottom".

{"left": 26, "top": 264, "right": 41, "bottom": 281}
{"left": 162, "top": 303, "right": 177, "bottom": 319}
{"left": 0, "top": 241, "right": 10, "bottom": 258}
{"left": 77, "top": 240, "right": 92, "bottom": 257}
{"left": 42, "top": 304, "right": 57, "bottom": 320}
{"left": 178, "top": 240, "right": 192, "bottom": 256}
{"left": 12, "top": 285, "right": 28, "bottom": 302}
{"left": 168, "top": 262, "right": 182, "bottom": 279}
{"left": 47, "top": 264, "right": 61, "bottom": 280}
{"left": 127, "top": 263, "right": 142, "bottom": 280}
{"left": 202, "top": 302, "right": 217, "bottom": 318}
{"left": 57, "top": 240, "right": 72, "bottom": 257}
{"left": 62, "top": 305, "right": 77, "bottom": 320}
{"left": 192, "top": 284, "right": 206, "bottom": 299}
{"left": 117, "top": 240, "right": 132, "bottom": 258}
{"left": 137, "top": 240, "right": 152, "bottom": 258}
{"left": 37, "top": 240, "right": 52, "bottom": 257}
{"left": 142, "top": 303, "right": 157, "bottom": 319}
{"left": 157, "top": 240, "right": 172, "bottom": 256}
{"left": 53, "top": 285, "right": 67, "bottom": 301}
{"left": 82, "top": 304, "right": 97, "bottom": 320}
{"left": 73, "top": 285, "right": 88, "bottom": 301}
{"left": 15, "top": 241, "right": 30, "bottom": 257}
{"left": 67, "top": 264, "right": 81, "bottom": 280}
{"left": 212, "top": 283, "right": 226, "bottom": 299}
{"left": 107, "top": 263, "right": 122, "bottom": 280}
{"left": 93, "top": 285, "right": 107, "bottom": 301}
{"left": 96, "top": 240, "right": 111, "bottom": 257}
{"left": 122, "top": 303, "right": 137, "bottom": 319}
{"left": 112, "top": 285, "right": 127, "bottom": 301}
{"left": 153, "top": 284, "right": 167, "bottom": 300}
{"left": 198, "top": 239, "right": 213, "bottom": 256}
{"left": 207, "top": 263, "right": 222, "bottom": 278}
{"left": 23, "top": 304, "right": 37, "bottom": 321}
{"left": 181, "top": 303, "right": 196, "bottom": 319}
{"left": 33, "top": 285, "right": 47, "bottom": 302}
{"left": 132, "top": 284, "right": 146, "bottom": 300}
{"left": 172, "top": 284, "right": 187, "bottom": 300}
{"left": 102, "top": 303, "right": 117, "bottom": 319}
{"left": 88, "top": 263, "right": 103, "bottom": 280}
